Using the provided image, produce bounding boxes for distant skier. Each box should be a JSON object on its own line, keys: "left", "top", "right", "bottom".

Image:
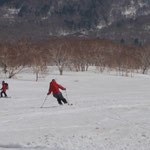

{"left": 47, "top": 79, "right": 68, "bottom": 105}
{"left": 0, "top": 81, "right": 8, "bottom": 98}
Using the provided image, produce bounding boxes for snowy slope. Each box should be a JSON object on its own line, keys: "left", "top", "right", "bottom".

{"left": 0, "top": 69, "right": 150, "bottom": 150}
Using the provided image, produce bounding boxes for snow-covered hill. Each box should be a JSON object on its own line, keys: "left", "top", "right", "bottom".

{"left": 0, "top": 0, "right": 150, "bottom": 44}
{"left": 0, "top": 68, "right": 150, "bottom": 150}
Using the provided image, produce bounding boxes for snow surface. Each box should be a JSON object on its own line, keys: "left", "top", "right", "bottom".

{"left": 0, "top": 68, "right": 150, "bottom": 150}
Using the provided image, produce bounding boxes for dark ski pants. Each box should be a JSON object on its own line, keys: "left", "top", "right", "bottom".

{"left": 53, "top": 92, "right": 67, "bottom": 105}
{"left": 1, "top": 91, "right": 7, "bottom": 97}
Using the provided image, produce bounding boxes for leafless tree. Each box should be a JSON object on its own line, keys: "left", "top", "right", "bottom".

{"left": 48, "top": 39, "right": 72, "bottom": 75}
{"left": 137, "top": 45, "right": 150, "bottom": 74}
{"left": 0, "top": 41, "right": 10, "bottom": 74}
{"left": 71, "top": 39, "right": 92, "bottom": 72}
{"left": 30, "top": 43, "right": 48, "bottom": 81}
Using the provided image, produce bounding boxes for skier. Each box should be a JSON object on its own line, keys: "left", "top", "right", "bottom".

{"left": 0, "top": 81, "right": 8, "bottom": 98}
{"left": 47, "top": 79, "right": 68, "bottom": 105}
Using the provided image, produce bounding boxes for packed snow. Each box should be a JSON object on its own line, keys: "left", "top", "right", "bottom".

{"left": 0, "top": 68, "right": 150, "bottom": 150}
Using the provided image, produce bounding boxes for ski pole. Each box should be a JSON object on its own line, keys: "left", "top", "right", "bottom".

{"left": 65, "top": 90, "right": 72, "bottom": 105}
{"left": 40, "top": 95, "right": 48, "bottom": 108}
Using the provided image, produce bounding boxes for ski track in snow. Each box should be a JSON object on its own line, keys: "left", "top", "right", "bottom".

{"left": 0, "top": 70, "right": 150, "bottom": 150}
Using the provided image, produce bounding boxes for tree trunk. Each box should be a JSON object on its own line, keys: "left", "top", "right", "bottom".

{"left": 36, "top": 72, "right": 39, "bottom": 81}
{"left": 59, "top": 69, "right": 63, "bottom": 75}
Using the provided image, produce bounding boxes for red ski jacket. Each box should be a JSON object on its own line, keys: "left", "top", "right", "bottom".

{"left": 48, "top": 80, "right": 66, "bottom": 95}
{"left": 1, "top": 84, "right": 7, "bottom": 92}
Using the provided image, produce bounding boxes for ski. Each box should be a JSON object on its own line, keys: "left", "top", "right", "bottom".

{"left": 0, "top": 96, "right": 11, "bottom": 99}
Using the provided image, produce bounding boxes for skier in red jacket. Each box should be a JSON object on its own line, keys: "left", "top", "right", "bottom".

{"left": 47, "top": 79, "right": 68, "bottom": 105}
{"left": 0, "top": 81, "right": 8, "bottom": 97}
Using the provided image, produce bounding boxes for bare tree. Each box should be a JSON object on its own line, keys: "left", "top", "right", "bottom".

{"left": 0, "top": 41, "right": 10, "bottom": 74}
{"left": 71, "top": 39, "right": 92, "bottom": 72}
{"left": 30, "top": 43, "right": 48, "bottom": 81}
{"left": 137, "top": 45, "right": 150, "bottom": 74}
{"left": 7, "top": 40, "right": 28, "bottom": 78}
{"left": 49, "top": 39, "right": 72, "bottom": 75}
{"left": 0, "top": 40, "right": 28, "bottom": 78}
